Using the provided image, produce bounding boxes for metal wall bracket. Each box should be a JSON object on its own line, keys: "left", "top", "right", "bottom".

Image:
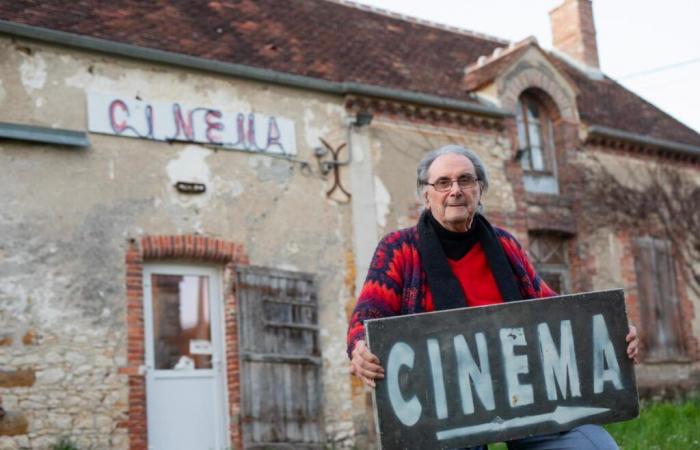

{"left": 315, "top": 138, "right": 351, "bottom": 202}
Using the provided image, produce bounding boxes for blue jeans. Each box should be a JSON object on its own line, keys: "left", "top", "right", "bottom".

{"left": 460, "top": 424, "right": 619, "bottom": 450}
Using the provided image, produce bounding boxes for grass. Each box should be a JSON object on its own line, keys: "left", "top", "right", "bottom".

{"left": 488, "top": 395, "right": 700, "bottom": 450}
{"left": 605, "top": 394, "right": 700, "bottom": 449}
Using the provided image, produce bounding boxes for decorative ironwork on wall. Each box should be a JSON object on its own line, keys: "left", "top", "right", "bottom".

{"left": 315, "top": 138, "right": 351, "bottom": 202}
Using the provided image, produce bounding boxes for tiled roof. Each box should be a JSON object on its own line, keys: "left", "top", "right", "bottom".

{"left": 552, "top": 59, "right": 700, "bottom": 147}
{"left": 0, "top": 0, "right": 502, "bottom": 101}
{"left": 1, "top": 0, "right": 699, "bottom": 147}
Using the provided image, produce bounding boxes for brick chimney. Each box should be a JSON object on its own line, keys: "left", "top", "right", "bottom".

{"left": 549, "top": 0, "right": 600, "bottom": 69}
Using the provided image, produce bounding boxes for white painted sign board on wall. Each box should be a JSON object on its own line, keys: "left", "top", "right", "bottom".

{"left": 87, "top": 91, "right": 297, "bottom": 155}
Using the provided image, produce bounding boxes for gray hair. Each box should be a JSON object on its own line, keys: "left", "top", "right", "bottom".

{"left": 416, "top": 144, "right": 489, "bottom": 195}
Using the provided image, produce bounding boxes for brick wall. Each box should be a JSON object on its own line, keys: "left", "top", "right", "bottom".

{"left": 550, "top": 0, "right": 600, "bottom": 68}
{"left": 493, "top": 60, "right": 699, "bottom": 383}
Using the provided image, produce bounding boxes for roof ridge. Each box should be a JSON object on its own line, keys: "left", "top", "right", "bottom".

{"left": 605, "top": 76, "right": 700, "bottom": 136}
{"left": 464, "top": 36, "right": 537, "bottom": 74}
{"left": 547, "top": 48, "right": 605, "bottom": 80}
{"left": 330, "top": 0, "right": 510, "bottom": 45}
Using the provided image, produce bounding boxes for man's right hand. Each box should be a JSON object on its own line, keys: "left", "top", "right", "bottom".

{"left": 349, "top": 339, "right": 384, "bottom": 388}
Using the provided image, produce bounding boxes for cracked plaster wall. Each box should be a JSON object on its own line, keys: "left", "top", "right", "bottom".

{"left": 369, "top": 118, "right": 516, "bottom": 236}
{"left": 0, "top": 37, "right": 358, "bottom": 449}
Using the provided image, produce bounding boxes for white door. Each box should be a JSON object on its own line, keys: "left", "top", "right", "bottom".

{"left": 143, "top": 264, "right": 228, "bottom": 450}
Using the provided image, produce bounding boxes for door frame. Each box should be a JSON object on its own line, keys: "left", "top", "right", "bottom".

{"left": 142, "top": 262, "right": 230, "bottom": 450}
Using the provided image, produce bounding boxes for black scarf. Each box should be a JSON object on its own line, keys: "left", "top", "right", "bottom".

{"left": 427, "top": 212, "right": 479, "bottom": 260}
{"left": 416, "top": 211, "right": 523, "bottom": 310}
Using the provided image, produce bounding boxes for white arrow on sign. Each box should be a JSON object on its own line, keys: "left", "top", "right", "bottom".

{"left": 436, "top": 406, "right": 610, "bottom": 441}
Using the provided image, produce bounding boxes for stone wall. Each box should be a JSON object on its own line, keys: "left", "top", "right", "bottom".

{"left": 0, "top": 36, "right": 357, "bottom": 449}
{"left": 0, "top": 328, "right": 127, "bottom": 450}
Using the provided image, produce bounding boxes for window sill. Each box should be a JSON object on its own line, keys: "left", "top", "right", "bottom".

{"left": 641, "top": 356, "right": 693, "bottom": 365}
{"left": 523, "top": 169, "right": 555, "bottom": 177}
{"left": 523, "top": 173, "right": 559, "bottom": 195}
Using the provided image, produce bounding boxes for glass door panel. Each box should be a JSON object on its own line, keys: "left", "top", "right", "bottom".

{"left": 150, "top": 274, "right": 212, "bottom": 370}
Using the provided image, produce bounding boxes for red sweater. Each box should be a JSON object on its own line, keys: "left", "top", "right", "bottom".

{"left": 424, "top": 242, "right": 504, "bottom": 311}
{"left": 347, "top": 225, "right": 557, "bottom": 357}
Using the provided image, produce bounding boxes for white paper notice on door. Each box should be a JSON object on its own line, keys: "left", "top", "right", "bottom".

{"left": 190, "top": 339, "right": 213, "bottom": 355}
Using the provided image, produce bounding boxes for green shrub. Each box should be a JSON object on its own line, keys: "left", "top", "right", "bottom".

{"left": 51, "top": 437, "right": 79, "bottom": 450}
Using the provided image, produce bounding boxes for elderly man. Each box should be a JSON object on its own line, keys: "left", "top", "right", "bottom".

{"left": 347, "top": 144, "right": 638, "bottom": 450}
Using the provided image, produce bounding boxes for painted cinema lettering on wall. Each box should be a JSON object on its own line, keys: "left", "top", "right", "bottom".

{"left": 366, "top": 289, "right": 639, "bottom": 450}
{"left": 87, "top": 92, "right": 297, "bottom": 155}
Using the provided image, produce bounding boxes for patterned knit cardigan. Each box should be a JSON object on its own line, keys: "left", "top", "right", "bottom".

{"left": 346, "top": 224, "right": 556, "bottom": 357}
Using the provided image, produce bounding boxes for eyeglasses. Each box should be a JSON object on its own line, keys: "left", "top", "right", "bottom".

{"left": 424, "top": 174, "right": 480, "bottom": 192}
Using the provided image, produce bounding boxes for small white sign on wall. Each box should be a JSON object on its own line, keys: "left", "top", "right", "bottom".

{"left": 189, "top": 339, "right": 213, "bottom": 355}
{"left": 87, "top": 91, "right": 297, "bottom": 155}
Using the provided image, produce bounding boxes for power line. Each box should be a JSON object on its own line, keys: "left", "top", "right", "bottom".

{"left": 631, "top": 75, "right": 697, "bottom": 91}
{"left": 619, "top": 57, "right": 700, "bottom": 80}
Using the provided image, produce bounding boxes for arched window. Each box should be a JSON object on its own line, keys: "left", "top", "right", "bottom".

{"left": 516, "top": 92, "right": 555, "bottom": 173}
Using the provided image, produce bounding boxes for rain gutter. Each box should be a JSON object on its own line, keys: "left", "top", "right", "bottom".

{"left": 587, "top": 125, "right": 700, "bottom": 158}
{"left": 0, "top": 20, "right": 511, "bottom": 119}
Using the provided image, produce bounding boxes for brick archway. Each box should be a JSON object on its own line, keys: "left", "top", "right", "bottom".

{"left": 500, "top": 64, "right": 578, "bottom": 123}
{"left": 121, "top": 235, "right": 248, "bottom": 450}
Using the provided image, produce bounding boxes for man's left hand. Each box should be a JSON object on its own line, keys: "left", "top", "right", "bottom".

{"left": 626, "top": 325, "right": 639, "bottom": 363}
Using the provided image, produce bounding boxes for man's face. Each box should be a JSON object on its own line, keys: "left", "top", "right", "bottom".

{"left": 423, "top": 153, "right": 482, "bottom": 232}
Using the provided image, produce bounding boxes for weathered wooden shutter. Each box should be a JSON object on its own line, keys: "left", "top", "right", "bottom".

{"left": 236, "top": 266, "right": 324, "bottom": 449}
{"left": 529, "top": 232, "right": 571, "bottom": 294}
{"left": 632, "top": 237, "right": 686, "bottom": 360}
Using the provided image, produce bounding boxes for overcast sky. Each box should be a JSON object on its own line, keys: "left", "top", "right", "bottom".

{"left": 351, "top": 0, "right": 700, "bottom": 134}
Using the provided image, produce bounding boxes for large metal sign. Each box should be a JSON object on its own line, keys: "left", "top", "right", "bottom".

{"left": 87, "top": 92, "right": 297, "bottom": 155}
{"left": 365, "top": 289, "right": 639, "bottom": 449}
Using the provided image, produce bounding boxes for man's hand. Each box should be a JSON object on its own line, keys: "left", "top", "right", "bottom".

{"left": 350, "top": 340, "right": 384, "bottom": 388}
{"left": 626, "top": 325, "right": 639, "bottom": 363}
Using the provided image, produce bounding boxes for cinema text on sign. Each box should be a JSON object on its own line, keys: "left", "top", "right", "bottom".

{"left": 87, "top": 91, "right": 297, "bottom": 155}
